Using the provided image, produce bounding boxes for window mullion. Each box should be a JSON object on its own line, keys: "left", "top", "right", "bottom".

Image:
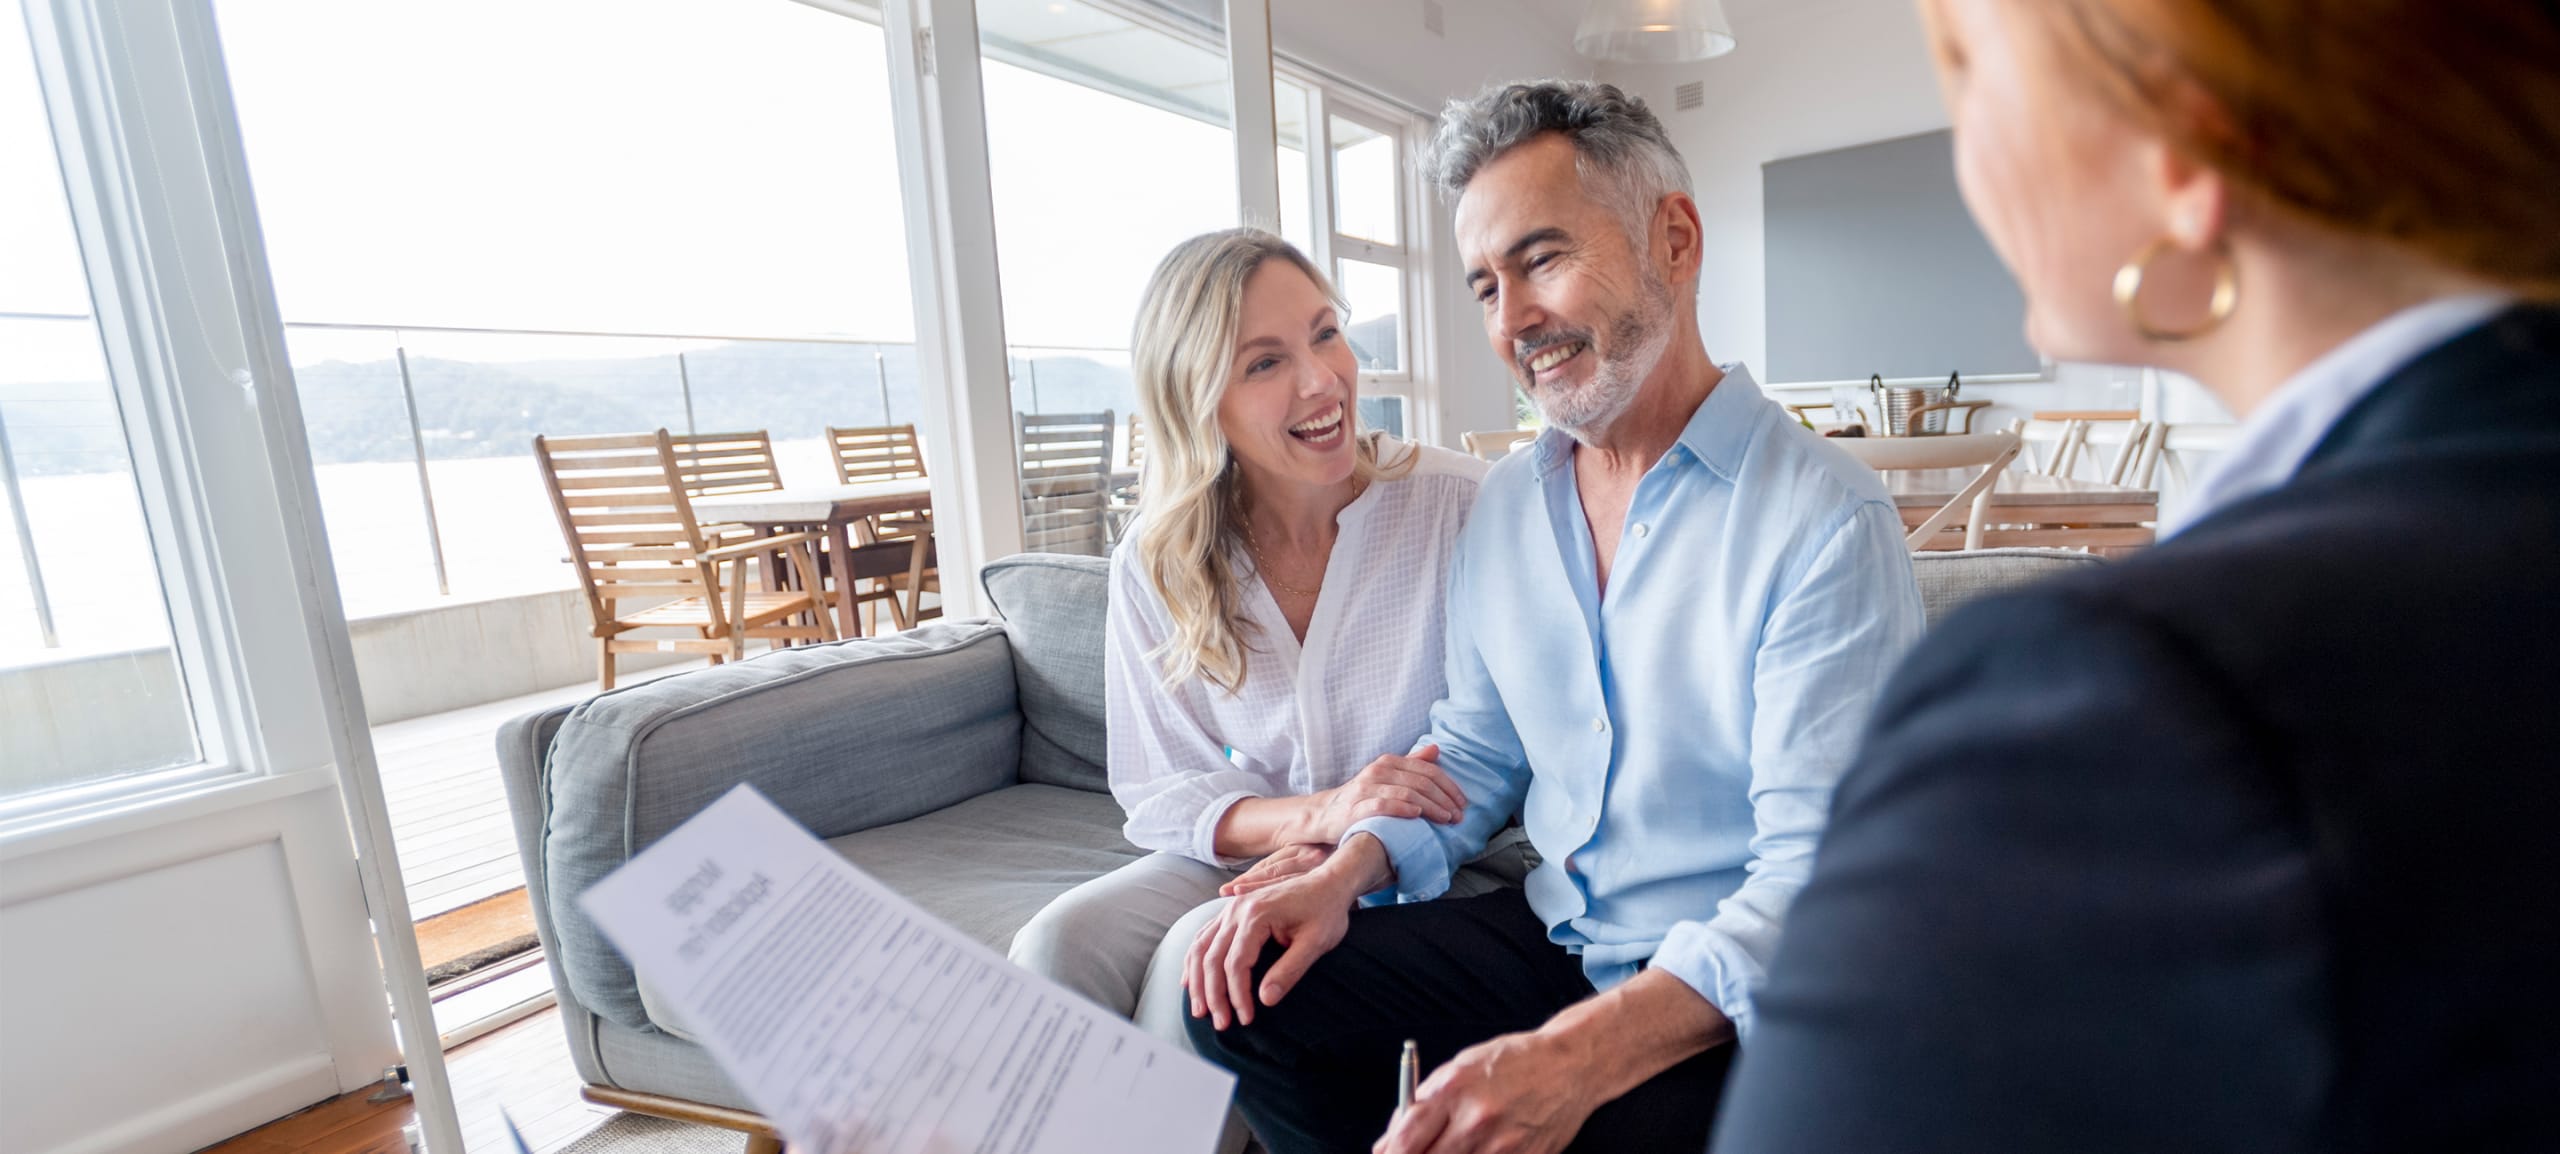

{"left": 1306, "top": 84, "right": 1335, "bottom": 268}
{"left": 1224, "top": 0, "right": 1279, "bottom": 228}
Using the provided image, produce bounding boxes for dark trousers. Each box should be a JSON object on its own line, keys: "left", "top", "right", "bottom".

{"left": 1186, "top": 888, "right": 1732, "bottom": 1154}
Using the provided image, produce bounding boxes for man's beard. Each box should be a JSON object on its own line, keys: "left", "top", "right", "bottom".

{"left": 1521, "top": 275, "right": 1676, "bottom": 442}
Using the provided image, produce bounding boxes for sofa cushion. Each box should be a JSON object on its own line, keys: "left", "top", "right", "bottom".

{"left": 638, "top": 781, "right": 1141, "bottom": 1041}
{"left": 829, "top": 782, "right": 1141, "bottom": 950}
{"left": 544, "top": 621, "right": 1023, "bottom": 1030}
{"left": 1911, "top": 547, "right": 2107, "bottom": 627}
{"left": 981, "top": 553, "right": 1112, "bottom": 793}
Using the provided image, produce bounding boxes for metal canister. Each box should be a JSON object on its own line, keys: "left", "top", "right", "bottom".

{"left": 1868, "top": 372, "right": 1963, "bottom": 436}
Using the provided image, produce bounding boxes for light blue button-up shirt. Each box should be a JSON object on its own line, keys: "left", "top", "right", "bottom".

{"left": 1346, "top": 365, "right": 1924, "bottom": 1038}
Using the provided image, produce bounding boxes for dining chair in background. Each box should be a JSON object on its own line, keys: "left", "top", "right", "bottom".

{"left": 823, "top": 423, "right": 939, "bottom": 632}
{"left": 1016, "top": 410, "right": 1116, "bottom": 557}
{"left": 1462, "top": 427, "right": 1538, "bottom": 460}
{"left": 825, "top": 423, "right": 932, "bottom": 535}
{"left": 534, "top": 429, "right": 835, "bottom": 689}
{"left": 1106, "top": 414, "right": 1147, "bottom": 542}
{"left": 1834, "top": 430, "right": 2025, "bottom": 552}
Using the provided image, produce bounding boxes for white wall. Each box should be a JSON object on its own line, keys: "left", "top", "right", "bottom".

{"left": 1599, "top": 0, "right": 2193, "bottom": 428}
{"left": 0, "top": 772, "right": 398, "bottom": 1154}
{"left": 1271, "top": 0, "right": 1590, "bottom": 443}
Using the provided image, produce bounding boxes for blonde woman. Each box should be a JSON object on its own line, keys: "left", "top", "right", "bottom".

{"left": 1008, "top": 228, "right": 1526, "bottom": 1051}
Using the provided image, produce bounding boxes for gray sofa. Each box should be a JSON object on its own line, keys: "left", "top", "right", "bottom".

{"left": 497, "top": 547, "right": 2099, "bottom": 1126}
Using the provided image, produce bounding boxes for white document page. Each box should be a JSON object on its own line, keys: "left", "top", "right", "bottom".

{"left": 578, "top": 785, "right": 1234, "bottom": 1154}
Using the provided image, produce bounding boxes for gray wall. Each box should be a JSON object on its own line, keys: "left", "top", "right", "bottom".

{"left": 1762, "top": 128, "right": 2040, "bottom": 384}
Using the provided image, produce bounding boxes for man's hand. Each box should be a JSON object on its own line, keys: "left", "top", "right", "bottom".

{"left": 1186, "top": 834, "right": 1394, "bottom": 1030}
{"left": 1223, "top": 842, "right": 1330, "bottom": 896}
{"left": 1373, "top": 1031, "right": 1599, "bottom": 1154}
{"left": 1299, "top": 745, "right": 1467, "bottom": 845}
{"left": 1378, "top": 969, "right": 1734, "bottom": 1154}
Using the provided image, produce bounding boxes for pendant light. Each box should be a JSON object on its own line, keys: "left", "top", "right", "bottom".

{"left": 1574, "top": 0, "right": 1737, "bottom": 63}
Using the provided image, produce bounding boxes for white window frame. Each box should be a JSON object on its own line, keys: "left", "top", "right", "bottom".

{"left": 1280, "top": 73, "right": 1439, "bottom": 445}
{"left": 8, "top": 0, "right": 455, "bottom": 1146}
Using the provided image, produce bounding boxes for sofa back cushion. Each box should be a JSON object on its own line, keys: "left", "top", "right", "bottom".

{"left": 1911, "top": 547, "right": 2107, "bottom": 626}
{"left": 541, "top": 621, "right": 1021, "bottom": 1030}
{"left": 981, "top": 553, "right": 1112, "bottom": 793}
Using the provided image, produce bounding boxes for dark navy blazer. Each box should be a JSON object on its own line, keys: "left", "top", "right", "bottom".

{"left": 1711, "top": 307, "right": 2560, "bottom": 1153}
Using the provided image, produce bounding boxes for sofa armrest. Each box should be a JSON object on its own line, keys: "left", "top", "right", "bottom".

{"left": 509, "top": 620, "right": 1025, "bottom": 1031}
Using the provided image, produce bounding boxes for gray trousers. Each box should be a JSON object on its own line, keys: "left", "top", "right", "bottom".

{"left": 1007, "top": 831, "right": 1539, "bottom": 1151}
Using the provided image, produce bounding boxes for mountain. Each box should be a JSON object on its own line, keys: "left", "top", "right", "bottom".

{"left": 0, "top": 341, "right": 1141, "bottom": 473}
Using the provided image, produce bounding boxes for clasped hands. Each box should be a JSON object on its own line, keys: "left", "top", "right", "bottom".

{"left": 1186, "top": 745, "right": 1462, "bottom": 1030}
{"left": 1220, "top": 744, "right": 1464, "bottom": 898}
{"left": 1185, "top": 746, "right": 1608, "bottom": 1153}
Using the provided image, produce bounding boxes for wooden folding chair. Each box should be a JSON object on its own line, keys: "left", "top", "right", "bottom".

{"left": 1835, "top": 430, "right": 2025, "bottom": 551}
{"left": 1016, "top": 410, "right": 1115, "bottom": 557}
{"left": 824, "top": 423, "right": 938, "bottom": 630}
{"left": 535, "top": 430, "right": 835, "bottom": 690}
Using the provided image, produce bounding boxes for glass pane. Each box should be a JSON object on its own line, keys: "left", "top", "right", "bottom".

{"left": 1358, "top": 396, "right": 1406, "bottom": 439}
{"left": 1336, "top": 258, "right": 1404, "bottom": 373}
{"left": 1, "top": 12, "right": 205, "bottom": 800}
{"left": 978, "top": 0, "right": 1232, "bottom": 557}
{"left": 1331, "top": 114, "right": 1398, "bottom": 246}
{"left": 215, "top": 0, "right": 917, "bottom": 616}
{"left": 1275, "top": 78, "right": 1311, "bottom": 252}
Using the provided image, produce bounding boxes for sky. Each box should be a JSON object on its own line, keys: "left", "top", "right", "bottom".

{"left": 3, "top": 0, "right": 1251, "bottom": 380}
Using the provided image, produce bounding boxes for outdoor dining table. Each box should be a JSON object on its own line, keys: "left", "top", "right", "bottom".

{"left": 691, "top": 478, "right": 936, "bottom": 638}
{"left": 1883, "top": 468, "right": 2160, "bottom": 553}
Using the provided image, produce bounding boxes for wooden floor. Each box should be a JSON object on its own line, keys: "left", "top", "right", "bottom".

{"left": 375, "top": 663, "right": 705, "bottom": 919}
{"left": 195, "top": 1005, "right": 629, "bottom": 1154}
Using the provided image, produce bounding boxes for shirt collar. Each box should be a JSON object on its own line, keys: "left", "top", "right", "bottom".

{"left": 1527, "top": 362, "right": 1765, "bottom": 481}
{"left": 2167, "top": 293, "right": 2513, "bottom": 536}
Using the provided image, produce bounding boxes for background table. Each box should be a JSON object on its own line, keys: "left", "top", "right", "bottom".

{"left": 1883, "top": 469, "right": 2158, "bottom": 552}
{"left": 692, "top": 479, "right": 935, "bottom": 637}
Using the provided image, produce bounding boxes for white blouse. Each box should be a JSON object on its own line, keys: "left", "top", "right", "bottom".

{"left": 1104, "top": 440, "right": 1489, "bottom": 866}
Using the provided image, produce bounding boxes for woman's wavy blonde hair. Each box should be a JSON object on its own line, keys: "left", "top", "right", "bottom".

{"left": 1129, "top": 227, "right": 1410, "bottom": 695}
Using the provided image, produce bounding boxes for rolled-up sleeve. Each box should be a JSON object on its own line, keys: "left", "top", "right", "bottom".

{"left": 1648, "top": 501, "right": 1923, "bottom": 1037}
{"left": 1104, "top": 550, "right": 1273, "bottom": 866}
{"left": 1346, "top": 530, "right": 1532, "bottom": 904}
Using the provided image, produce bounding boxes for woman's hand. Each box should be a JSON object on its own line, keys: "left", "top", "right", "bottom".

{"left": 1297, "top": 745, "right": 1468, "bottom": 845}
{"left": 1223, "top": 842, "right": 1330, "bottom": 896}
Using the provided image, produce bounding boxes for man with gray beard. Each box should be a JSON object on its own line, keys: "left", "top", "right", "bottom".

{"left": 1179, "top": 81, "right": 1926, "bottom": 1153}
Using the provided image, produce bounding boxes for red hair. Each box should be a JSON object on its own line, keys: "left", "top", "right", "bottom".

{"left": 2020, "top": 0, "right": 2560, "bottom": 297}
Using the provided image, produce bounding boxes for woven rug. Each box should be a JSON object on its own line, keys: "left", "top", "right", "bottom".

{"left": 556, "top": 1114, "right": 752, "bottom": 1154}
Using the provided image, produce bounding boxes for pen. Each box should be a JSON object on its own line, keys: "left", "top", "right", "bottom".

{"left": 1397, "top": 1039, "right": 1419, "bottom": 1116}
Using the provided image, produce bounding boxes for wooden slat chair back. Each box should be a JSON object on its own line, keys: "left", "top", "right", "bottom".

{"left": 1834, "top": 430, "right": 2025, "bottom": 551}
{"left": 826, "top": 423, "right": 934, "bottom": 539}
{"left": 1106, "top": 414, "right": 1147, "bottom": 542}
{"left": 827, "top": 423, "right": 929, "bottom": 485}
{"left": 1124, "top": 412, "right": 1149, "bottom": 472}
{"left": 534, "top": 429, "right": 835, "bottom": 689}
{"left": 1462, "top": 428, "right": 1539, "bottom": 460}
{"left": 1016, "top": 409, "right": 1114, "bottom": 557}
{"left": 669, "top": 429, "right": 784, "bottom": 496}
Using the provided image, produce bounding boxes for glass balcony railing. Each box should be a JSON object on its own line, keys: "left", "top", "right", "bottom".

{"left": 0, "top": 314, "right": 1154, "bottom": 658}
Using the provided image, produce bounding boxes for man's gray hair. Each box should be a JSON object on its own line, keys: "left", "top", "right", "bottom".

{"left": 1427, "top": 80, "right": 1692, "bottom": 237}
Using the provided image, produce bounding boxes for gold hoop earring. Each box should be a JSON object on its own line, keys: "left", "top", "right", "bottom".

{"left": 2112, "top": 236, "right": 2239, "bottom": 342}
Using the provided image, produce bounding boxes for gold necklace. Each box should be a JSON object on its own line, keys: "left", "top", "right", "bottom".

{"left": 1242, "top": 523, "right": 1323, "bottom": 599}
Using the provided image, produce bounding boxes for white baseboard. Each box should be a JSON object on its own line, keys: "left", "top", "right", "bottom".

{"left": 39, "top": 1052, "right": 339, "bottom": 1154}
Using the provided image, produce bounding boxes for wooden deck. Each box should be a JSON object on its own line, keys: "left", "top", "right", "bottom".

{"left": 375, "top": 663, "right": 705, "bottom": 919}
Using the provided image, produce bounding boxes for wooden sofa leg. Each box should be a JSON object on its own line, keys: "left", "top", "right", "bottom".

{"left": 744, "top": 1136, "right": 784, "bottom": 1154}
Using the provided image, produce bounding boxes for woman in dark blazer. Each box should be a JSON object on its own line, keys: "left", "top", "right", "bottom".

{"left": 1713, "top": 2, "right": 2560, "bottom": 1152}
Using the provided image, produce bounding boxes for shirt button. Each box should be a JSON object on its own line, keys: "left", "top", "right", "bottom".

{"left": 1591, "top": 716, "right": 1607, "bottom": 733}
{"left": 1631, "top": 522, "right": 1649, "bottom": 538}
